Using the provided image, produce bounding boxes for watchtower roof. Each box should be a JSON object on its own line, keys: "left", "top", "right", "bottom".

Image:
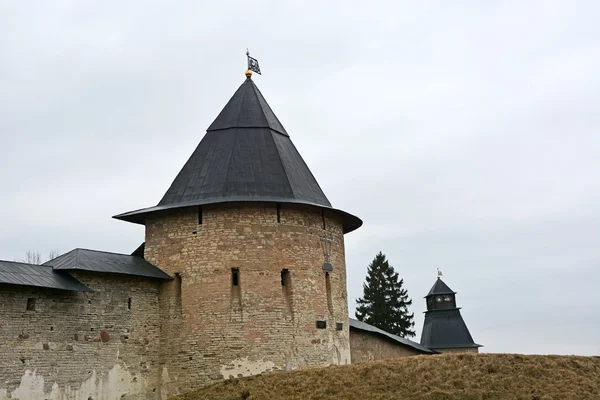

{"left": 420, "top": 309, "right": 482, "bottom": 349}
{"left": 426, "top": 278, "right": 456, "bottom": 297}
{"left": 114, "top": 76, "right": 361, "bottom": 233}
{"left": 421, "top": 277, "right": 482, "bottom": 350}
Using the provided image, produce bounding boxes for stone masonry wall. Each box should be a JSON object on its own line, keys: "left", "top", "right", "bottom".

{"left": 349, "top": 329, "right": 424, "bottom": 362}
{"left": 0, "top": 272, "right": 162, "bottom": 400}
{"left": 435, "top": 347, "right": 479, "bottom": 354}
{"left": 145, "top": 202, "right": 350, "bottom": 397}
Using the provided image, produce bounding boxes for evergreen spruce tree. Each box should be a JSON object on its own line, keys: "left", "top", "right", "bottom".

{"left": 355, "top": 252, "right": 415, "bottom": 338}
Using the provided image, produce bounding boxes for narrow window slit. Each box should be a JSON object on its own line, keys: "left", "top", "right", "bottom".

{"left": 128, "top": 297, "right": 132, "bottom": 310}
{"left": 231, "top": 268, "right": 240, "bottom": 286}
{"left": 322, "top": 209, "right": 326, "bottom": 230}
{"left": 198, "top": 206, "right": 203, "bottom": 225}
{"left": 26, "top": 298, "right": 36, "bottom": 311}
{"left": 276, "top": 203, "right": 281, "bottom": 223}
{"left": 281, "top": 268, "right": 293, "bottom": 318}
{"left": 281, "top": 269, "right": 289, "bottom": 286}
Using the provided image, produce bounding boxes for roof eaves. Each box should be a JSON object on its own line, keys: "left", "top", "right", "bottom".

{"left": 113, "top": 197, "right": 362, "bottom": 234}
{"left": 426, "top": 343, "right": 483, "bottom": 349}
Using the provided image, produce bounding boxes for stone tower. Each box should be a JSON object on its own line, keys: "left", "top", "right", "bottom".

{"left": 420, "top": 276, "right": 482, "bottom": 353}
{"left": 114, "top": 71, "right": 362, "bottom": 395}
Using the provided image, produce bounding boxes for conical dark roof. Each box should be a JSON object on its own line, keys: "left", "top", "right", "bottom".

{"left": 114, "top": 76, "right": 362, "bottom": 233}
{"left": 420, "top": 309, "right": 481, "bottom": 349}
{"left": 426, "top": 278, "right": 456, "bottom": 297}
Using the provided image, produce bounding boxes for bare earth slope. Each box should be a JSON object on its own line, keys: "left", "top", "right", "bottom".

{"left": 171, "top": 353, "right": 600, "bottom": 400}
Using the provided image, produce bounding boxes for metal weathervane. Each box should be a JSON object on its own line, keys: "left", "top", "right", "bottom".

{"left": 437, "top": 269, "right": 443, "bottom": 279}
{"left": 246, "top": 49, "right": 261, "bottom": 75}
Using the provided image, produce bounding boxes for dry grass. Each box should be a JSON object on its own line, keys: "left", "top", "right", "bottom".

{"left": 171, "top": 353, "right": 600, "bottom": 400}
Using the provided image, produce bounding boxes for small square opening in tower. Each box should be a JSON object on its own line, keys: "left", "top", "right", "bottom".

{"left": 231, "top": 268, "right": 240, "bottom": 286}
{"left": 281, "top": 268, "right": 289, "bottom": 286}
{"left": 26, "top": 298, "right": 36, "bottom": 311}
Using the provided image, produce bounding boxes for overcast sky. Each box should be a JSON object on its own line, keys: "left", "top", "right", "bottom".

{"left": 1, "top": 1, "right": 599, "bottom": 356}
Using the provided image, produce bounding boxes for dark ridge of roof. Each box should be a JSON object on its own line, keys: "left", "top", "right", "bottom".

{"left": 131, "top": 242, "right": 145, "bottom": 258}
{"left": 349, "top": 318, "right": 435, "bottom": 354}
{"left": 420, "top": 309, "right": 482, "bottom": 349}
{"left": 0, "top": 260, "right": 92, "bottom": 292}
{"left": 426, "top": 278, "right": 456, "bottom": 297}
{"left": 44, "top": 248, "right": 172, "bottom": 280}
{"left": 207, "top": 78, "right": 288, "bottom": 136}
{"left": 113, "top": 77, "right": 362, "bottom": 234}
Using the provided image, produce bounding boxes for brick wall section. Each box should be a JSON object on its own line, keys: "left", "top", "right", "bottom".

{"left": 0, "top": 272, "right": 161, "bottom": 400}
{"left": 434, "top": 347, "right": 479, "bottom": 354}
{"left": 349, "top": 328, "right": 424, "bottom": 362}
{"left": 145, "top": 202, "right": 351, "bottom": 397}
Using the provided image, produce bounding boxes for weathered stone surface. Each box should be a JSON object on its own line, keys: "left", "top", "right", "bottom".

{"left": 0, "top": 202, "right": 392, "bottom": 399}
{"left": 0, "top": 273, "right": 161, "bottom": 399}
{"left": 349, "top": 329, "right": 423, "bottom": 362}
{"left": 434, "top": 347, "right": 479, "bottom": 354}
{"left": 147, "top": 203, "right": 351, "bottom": 397}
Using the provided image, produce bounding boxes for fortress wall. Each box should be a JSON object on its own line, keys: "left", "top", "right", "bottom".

{"left": 0, "top": 272, "right": 161, "bottom": 400}
{"left": 349, "top": 329, "right": 424, "bottom": 362}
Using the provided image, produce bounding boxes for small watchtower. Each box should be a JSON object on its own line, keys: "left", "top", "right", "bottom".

{"left": 420, "top": 274, "right": 482, "bottom": 353}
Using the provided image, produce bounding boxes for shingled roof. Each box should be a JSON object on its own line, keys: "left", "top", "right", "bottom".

{"left": 114, "top": 76, "right": 362, "bottom": 233}
{"left": 0, "top": 260, "right": 92, "bottom": 292}
{"left": 426, "top": 278, "right": 457, "bottom": 297}
{"left": 420, "top": 309, "right": 482, "bottom": 350}
{"left": 44, "top": 248, "right": 172, "bottom": 280}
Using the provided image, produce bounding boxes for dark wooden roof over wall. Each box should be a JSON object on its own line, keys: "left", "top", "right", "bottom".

{"left": 0, "top": 260, "right": 92, "bottom": 292}
{"left": 0, "top": 247, "right": 172, "bottom": 292}
{"left": 45, "top": 248, "right": 172, "bottom": 280}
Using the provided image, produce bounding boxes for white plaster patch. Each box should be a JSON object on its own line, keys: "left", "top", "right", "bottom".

{"left": 220, "top": 358, "right": 276, "bottom": 379}
{"left": 77, "top": 363, "right": 147, "bottom": 400}
{"left": 10, "top": 370, "right": 46, "bottom": 400}
{"left": 49, "top": 382, "right": 61, "bottom": 400}
{"left": 4, "top": 364, "right": 148, "bottom": 400}
{"left": 160, "top": 366, "right": 171, "bottom": 400}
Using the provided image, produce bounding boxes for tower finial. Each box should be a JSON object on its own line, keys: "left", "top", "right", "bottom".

{"left": 437, "top": 269, "right": 443, "bottom": 279}
{"left": 245, "top": 48, "right": 252, "bottom": 78}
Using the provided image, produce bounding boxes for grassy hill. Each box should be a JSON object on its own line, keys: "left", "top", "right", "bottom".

{"left": 171, "top": 353, "right": 600, "bottom": 400}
